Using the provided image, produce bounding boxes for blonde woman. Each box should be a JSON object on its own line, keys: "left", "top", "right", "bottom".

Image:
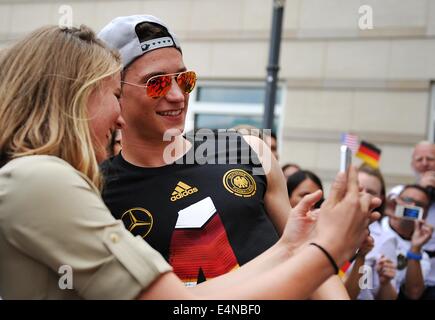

{"left": 0, "top": 25, "right": 377, "bottom": 300}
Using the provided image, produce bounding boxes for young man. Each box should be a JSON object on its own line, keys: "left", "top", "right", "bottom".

{"left": 98, "top": 15, "right": 349, "bottom": 296}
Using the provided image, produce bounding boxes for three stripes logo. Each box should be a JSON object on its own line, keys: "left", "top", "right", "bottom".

{"left": 170, "top": 181, "right": 199, "bottom": 202}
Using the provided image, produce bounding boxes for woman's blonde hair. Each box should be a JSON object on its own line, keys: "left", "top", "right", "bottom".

{"left": 0, "top": 25, "right": 121, "bottom": 189}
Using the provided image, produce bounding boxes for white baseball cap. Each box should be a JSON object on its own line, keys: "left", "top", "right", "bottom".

{"left": 98, "top": 15, "right": 181, "bottom": 68}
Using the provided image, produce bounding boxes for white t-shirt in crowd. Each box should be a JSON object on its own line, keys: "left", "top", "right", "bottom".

{"left": 357, "top": 219, "right": 398, "bottom": 300}
{"left": 381, "top": 218, "right": 431, "bottom": 291}
{"left": 387, "top": 183, "right": 435, "bottom": 288}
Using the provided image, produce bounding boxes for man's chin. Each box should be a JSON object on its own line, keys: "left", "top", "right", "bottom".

{"left": 161, "top": 127, "right": 185, "bottom": 140}
{"left": 399, "top": 219, "right": 415, "bottom": 231}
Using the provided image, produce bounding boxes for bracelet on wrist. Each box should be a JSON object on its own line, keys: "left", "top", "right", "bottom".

{"left": 309, "top": 242, "right": 339, "bottom": 275}
{"left": 406, "top": 251, "right": 422, "bottom": 261}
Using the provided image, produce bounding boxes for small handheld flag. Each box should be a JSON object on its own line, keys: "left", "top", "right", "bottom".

{"left": 356, "top": 140, "right": 381, "bottom": 168}
{"left": 341, "top": 133, "right": 359, "bottom": 154}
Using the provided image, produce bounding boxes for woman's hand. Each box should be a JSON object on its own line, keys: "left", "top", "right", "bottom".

{"left": 311, "top": 167, "right": 380, "bottom": 267}
{"left": 280, "top": 190, "right": 323, "bottom": 252}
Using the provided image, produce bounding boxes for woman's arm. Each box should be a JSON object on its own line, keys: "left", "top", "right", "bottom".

{"left": 139, "top": 244, "right": 343, "bottom": 300}
{"left": 139, "top": 167, "right": 375, "bottom": 299}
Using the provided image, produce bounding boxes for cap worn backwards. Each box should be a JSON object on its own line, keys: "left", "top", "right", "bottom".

{"left": 98, "top": 14, "right": 181, "bottom": 68}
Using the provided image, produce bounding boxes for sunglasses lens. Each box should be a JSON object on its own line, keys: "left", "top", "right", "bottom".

{"left": 145, "top": 71, "right": 197, "bottom": 98}
{"left": 177, "top": 71, "right": 197, "bottom": 94}
{"left": 146, "top": 75, "right": 172, "bottom": 98}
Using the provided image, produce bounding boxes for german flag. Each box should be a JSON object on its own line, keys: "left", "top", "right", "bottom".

{"left": 356, "top": 140, "right": 381, "bottom": 169}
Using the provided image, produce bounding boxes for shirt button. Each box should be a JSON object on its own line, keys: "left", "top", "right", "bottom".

{"left": 110, "top": 233, "right": 120, "bottom": 243}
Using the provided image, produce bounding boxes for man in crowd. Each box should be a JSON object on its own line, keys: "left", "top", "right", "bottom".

{"left": 381, "top": 185, "right": 433, "bottom": 299}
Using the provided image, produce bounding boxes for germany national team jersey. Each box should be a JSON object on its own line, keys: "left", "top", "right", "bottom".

{"left": 101, "top": 130, "right": 279, "bottom": 286}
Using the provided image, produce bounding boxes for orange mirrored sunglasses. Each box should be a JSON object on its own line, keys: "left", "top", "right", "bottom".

{"left": 122, "top": 70, "right": 197, "bottom": 98}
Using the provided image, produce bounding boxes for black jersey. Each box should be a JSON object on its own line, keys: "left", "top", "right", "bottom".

{"left": 101, "top": 130, "right": 279, "bottom": 285}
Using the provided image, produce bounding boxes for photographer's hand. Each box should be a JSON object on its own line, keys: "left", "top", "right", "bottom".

{"left": 403, "top": 220, "right": 432, "bottom": 299}
{"left": 411, "top": 220, "right": 434, "bottom": 252}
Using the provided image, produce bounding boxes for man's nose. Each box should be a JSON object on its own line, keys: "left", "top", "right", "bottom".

{"left": 165, "top": 77, "right": 185, "bottom": 101}
{"left": 422, "top": 157, "right": 429, "bottom": 166}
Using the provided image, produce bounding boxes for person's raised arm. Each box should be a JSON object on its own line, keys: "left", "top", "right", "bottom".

{"left": 403, "top": 220, "right": 433, "bottom": 299}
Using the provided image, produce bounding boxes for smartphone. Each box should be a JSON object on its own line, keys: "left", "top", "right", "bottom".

{"left": 339, "top": 145, "right": 352, "bottom": 173}
{"left": 394, "top": 204, "right": 424, "bottom": 221}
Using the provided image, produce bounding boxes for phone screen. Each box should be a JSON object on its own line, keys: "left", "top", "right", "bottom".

{"left": 403, "top": 207, "right": 420, "bottom": 219}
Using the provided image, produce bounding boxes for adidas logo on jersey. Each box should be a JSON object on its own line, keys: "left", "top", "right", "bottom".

{"left": 170, "top": 181, "right": 199, "bottom": 202}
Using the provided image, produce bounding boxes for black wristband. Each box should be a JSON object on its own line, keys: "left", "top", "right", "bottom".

{"left": 309, "top": 242, "right": 339, "bottom": 275}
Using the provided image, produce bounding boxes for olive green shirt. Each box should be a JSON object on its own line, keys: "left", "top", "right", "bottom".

{"left": 0, "top": 155, "right": 171, "bottom": 299}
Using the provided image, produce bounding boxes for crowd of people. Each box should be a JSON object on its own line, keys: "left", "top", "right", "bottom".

{"left": 283, "top": 142, "right": 435, "bottom": 300}
{"left": 0, "top": 14, "right": 432, "bottom": 300}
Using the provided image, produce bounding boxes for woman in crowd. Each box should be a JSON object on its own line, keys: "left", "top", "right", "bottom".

{"left": 345, "top": 164, "right": 397, "bottom": 299}
{"left": 287, "top": 170, "right": 325, "bottom": 209}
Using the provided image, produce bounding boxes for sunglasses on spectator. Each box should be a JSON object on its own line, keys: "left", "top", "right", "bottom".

{"left": 122, "top": 70, "right": 197, "bottom": 98}
{"left": 398, "top": 196, "right": 427, "bottom": 208}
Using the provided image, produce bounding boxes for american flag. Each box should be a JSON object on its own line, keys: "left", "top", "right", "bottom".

{"left": 341, "top": 133, "right": 359, "bottom": 154}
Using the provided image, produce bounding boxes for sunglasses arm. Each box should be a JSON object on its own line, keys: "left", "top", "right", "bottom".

{"left": 121, "top": 81, "right": 148, "bottom": 88}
